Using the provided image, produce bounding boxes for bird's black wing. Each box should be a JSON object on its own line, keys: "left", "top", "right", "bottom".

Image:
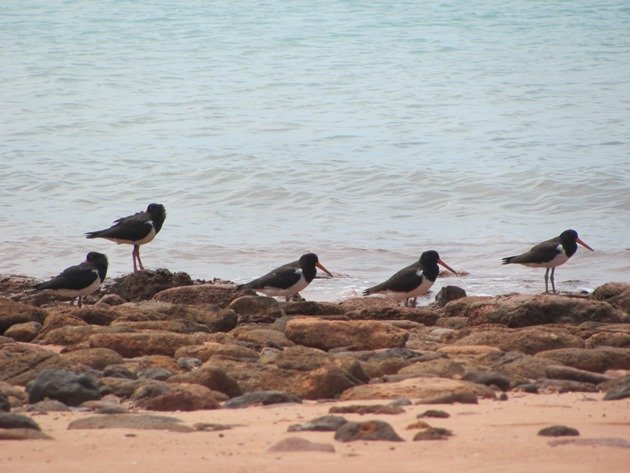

{"left": 33, "top": 264, "right": 99, "bottom": 291}
{"left": 86, "top": 211, "right": 153, "bottom": 241}
{"left": 503, "top": 237, "right": 561, "bottom": 265}
{"left": 240, "top": 261, "right": 302, "bottom": 290}
{"left": 365, "top": 262, "right": 423, "bottom": 294}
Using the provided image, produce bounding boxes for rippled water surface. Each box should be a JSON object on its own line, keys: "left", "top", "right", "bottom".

{"left": 1, "top": 1, "right": 629, "bottom": 301}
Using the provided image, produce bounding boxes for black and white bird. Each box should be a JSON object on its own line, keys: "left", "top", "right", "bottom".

{"left": 86, "top": 203, "right": 166, "bottom": 272}
{"left": 363, "top": 250, "right": 457, "bottom": 307}
{"left": 32, "top": 252, "right": 108, "bottom": 307}
{"left": 502, "top": 229, "right": 594, "bottom": 293}
{"left": 237, "top": 253, "right": 333, "bottom": 301}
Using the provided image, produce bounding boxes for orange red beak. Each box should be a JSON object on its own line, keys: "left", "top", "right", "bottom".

{"left": 576, "top": 237, "right": 594, "bottom": 252}
{"left": 437, "top": 259, "right": 458, "bottom": 275}
{"left": 316, "top": 261, "right": 333, "bottom": 277}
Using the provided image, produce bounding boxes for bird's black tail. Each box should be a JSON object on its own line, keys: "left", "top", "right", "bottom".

{"left": 502, "top": 256, "right": 516, "bottom": 265}
{"left": 85, "top": 230, "right": 104, "bottom": 239}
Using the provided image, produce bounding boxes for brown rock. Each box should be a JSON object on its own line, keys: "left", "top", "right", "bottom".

{"left": 334, "top": 420, "right": 404, "bottom": 442}
{"left": 268, "top": 437, "right": 335, "bottom": 453}
{"left": 340, "top": 377, "right": 494, "bottom": 401}
{"left": 233, "top": 328, "right": 294, "bottom": 348}
{"left": 413, "top": 427, "right": 453, "bottom": 440}
{"left": 228, "top": 296, "right": 285, "bottom": 322}
{"left": 452, "top": 326, "right": 585, "bottom": 355}
{"left": 282, "top": 301, "right": 343, "bottom": 316}
{"left": 534, "top": 347, "right": 630, "bottom": 373}
{"left": 586, "top": 329, "right": 630, "bottom": 348}
{"left": 444, "top": 294, "right": 627, "bottom": 327}
{"left": 285, "top": 317, "right": 408, "bottom": 351}
{"left": 3, "top": 321, "right": 42, "bottom": 342}
{"left": 274, "top": 346, "right": 334, "bottom": 371}
{"left": 102, "top": 269, "right": 194, "bottom": 302}
{"left": 0, "top": 343, "right": 78, "bottom": 386}
{"left": 168, "top": 365, "right": 242, "bottom": 397}
{"left": 435, "top": 286, "right": 467, "bottom": 306}
{"left": 329, "top": 404, "right": 405, "bottom": 415}
{"left": 153, "top": 283, "right": 245, "bottom": 308}
{"left": 591, "top": 283, "right": 630, "bottom": 313}
{"left": 0, "top": 428, "right": 53, "bottom": 440}
{"left": 41, "top": 325, "right": 120, "bottom": 346}
{"left": 398, "top": 358, "right": 466, "bottom": 378}
{"left": 340, "top": 297, "right": 439, "bottom": 325}
{"left": 88, "top": 332, "right": 212, "bottom": 357}
{"left": 298, "top": 366, "right": 359, "bottom": 400}
{"left": 134, "top": 383, "right": 222, "bottom": 411}
{"left": 174, "top": 342, "right": 259, "bottom": 362}
{"left": 59, "top": 348, "right": 124, "bottom": 370}
{"left": 0, "top": 298, "right": 47, "bottom": 334}
{"left": 492, "top": 352, "right": 563, "bottom": 380}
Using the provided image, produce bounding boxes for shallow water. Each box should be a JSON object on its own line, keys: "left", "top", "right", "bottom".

{"left": 1, "top": 1, "right": 629, "bottom": 302}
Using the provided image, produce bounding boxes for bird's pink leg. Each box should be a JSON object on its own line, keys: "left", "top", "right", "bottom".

{"left": 135, "top": 245, "right": 146, "bottom": 271}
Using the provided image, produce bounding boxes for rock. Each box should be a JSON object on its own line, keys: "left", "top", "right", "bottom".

{"left": 41, "top": 325, "right": 117, "bottom": 346}
{"left": 437, "top": 345, "right": 503, "bottom": 357}
{"left": 223, "top": 391, "right": 302, "bottom": 408}
{"left": 233, "top": 328, "right": 294, "bottom": 348}
{"left": 586, "top": 329, "right": 630, "bottom": 348}
{"left": 113, "top": 301, "right": 238, "bottom": 333}
{"left": 3, "top": 321, "right": 42, "bottom": 342}
{"left": 133, "top": 384, "right": 222, "bottom": 411}
{"left": 461, "top": 371, "right": 511, "bottom": 391}
{"left": 26, "top": 400, "right": 71, "bottom": 412}
{"left": 48, "top": 306, "right": 120, "bottom": 326}
{"left": 102, "top": 269, "right": 194, "bottom": 302}
{"left": 0, "top": 412, "right": 41, "bottom": 430}
{"left": 334, "top": 420, "right": 404, "bottom": 442}
{"left": 0, "top": 428, "right": 53, "bottom": 440}
{"left": 444, "top": 294, "right": 627, "bottom": 327}
{"left": 268, "top": 437, "right": 335, "bottom": 453}
{"left": 0, "top": 275, "right": 40, "bottom": 299}
{"left": 603, "top": 377, "right": 630, "bottom": 400}
{"left": 288, "top": 415, "right": 349, "bottom": 432}
{"left": 340, "top": 298, "right": 439, "bottom": 325}
{"left": 416, "top": 391, "right": 479, "bottom": 404}
{"left": 177, "top": 357, "right": 203, "bottom": 371}
{"left": 536, "top": 379, "right": 598, "bottom": 393}
{"left": 285, "top": 317, "right": 408, "bottom": 351}
{"left": 102, "top": 364, "right": 136, "bottom": 379}
{"left": 435, "top": 286, "right": 467, "bottom": 306}
{"left": 547, "top": 438, "right": 630, "bottom": 448}
{"left": 34, "top": 311, "right": 89, "bottom": 342}
{"left": 452, "top": 326, "right": 585, "bottom": 355}
{"left": 0, "top": 298, "right": 47, "bottom": 334}
{"left": 228, "top": 296, "right": 285, "bottom": 322}
{"left": 534, "top": 347, "right": 630, "bottom": 372}
{"left": 340, "top": 377, "right": 494, "bottom": 401}
{"left": 298, "top": 366, "right": 360, "bottom": 400}
{"left": 27, "top": 369, "right": 102, "bottom": 406}
{"left": 398, "top": 358, "right": 466, "bottom": 379}
{"left": 153, "top": 283, "right": 245, "bottom": 308}
{"left": 282, "top": 301, "right": 342, "bottom": 316}
{"left": 175, "top": 341, "right": 259, "bottom": 362}
{"left": 591, "top": 283, "right": 630, "bottom": 313}
{"left": 60, "top": 348, "right": 124, "bottom": 370}
{"left": 68, "top": 414, "right": 194, "bottom": 432}
{"left": 137, "top": 368, "right": 175, "bottom": 381}
{"left": 95, "top": 294, "right": 126, "bottom": 306}
{"left": 0, "top": 343, "right": 75, "bottom": 386}
{"left": 417, "top": 409, "right": 450, "bottom": 418}
{"left": 273, "top": 346, "right": 333, "bottom": 371}
{"left": 413, "top": 427, "right": 453, "bottom": 441}
{"left": 167, "top": 365, "right": 242, "bottom": 397}
{"left": 492, "top": 352, "right": 567, "bottom": 380}
{"left": 544, "top": 365, "right": 611, "bottom": 384}
{"left": 329, "top": 404, "right": 405, "bottom": 415}
{"left": 538, "top": 425, "right": 580, "bottom": 437}
{"left": 88, "top": 332, "right": 212, "bottom": 357}
{"left": 0, "top": 393, "right": 9, "bottom": 412}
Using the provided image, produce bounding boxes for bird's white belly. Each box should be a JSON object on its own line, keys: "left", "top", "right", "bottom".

{"left": 523, "top": 252, "right": 569, "bottom": 269}
{"left": 384, "top": 276, "right": 435, "bottom": 301}
{"left": 45, "top": 273, "right": 102, "bottom": 297}
{"left": 259, "top": 275, "right": 309, "bottom": 298}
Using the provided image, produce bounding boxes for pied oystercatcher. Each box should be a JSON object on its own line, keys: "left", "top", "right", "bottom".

{"left": 363, "top": 250, "right": 457, "bottom": 307}
{"left": 32, "top": 252, "right": 108, "bottom": 307}
{"left": 86, "top": 203, "right": 166, "bottom": 272}
{"left": 502, "top": 229, "right": 594, "bottom": 293}
{"left": 237, "top": 252, "right": 333, "bottom": 301}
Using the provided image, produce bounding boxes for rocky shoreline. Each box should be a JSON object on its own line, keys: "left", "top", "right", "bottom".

{"left": 0, "top": 270, "right": 629, "bottom": 469}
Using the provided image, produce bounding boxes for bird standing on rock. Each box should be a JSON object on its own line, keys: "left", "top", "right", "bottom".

{"left": 32, "top": 252, "right": 108, "bottom": 307}
{"left": 502, "top": 229, "right": 594, "bottom": 293}
{"left": 237, "top": 253, "right": 333, "bottom": 301}
{"left": 363, "top": 250, "right": 457, "bottom": 307}
{"left": 86, "top": 203, "right": 166, "bottom": 272}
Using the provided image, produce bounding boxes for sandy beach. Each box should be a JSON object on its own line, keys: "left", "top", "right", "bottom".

{"left": 2, "top": 392, "right": 628, "bottom": 473}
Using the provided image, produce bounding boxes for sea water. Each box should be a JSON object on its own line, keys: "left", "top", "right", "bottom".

{"left": 1, "top": 1, "right": 629, "bottom": 302}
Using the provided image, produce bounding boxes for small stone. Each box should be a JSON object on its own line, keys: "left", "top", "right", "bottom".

{"left": 102, "top": 365, "right": 136, "bottom": 380}
{"left": 462, "top": 371, "right": 511, "bottom": 391}
{"left": 417, "top": 409, "right": 450, "bottom": 419}
{"left": 26, "top": 400, "right": 71, "bottom": 412}
{"left": 288, "top": 415, "right": 348, "bottom": 432}
{"left": 268, "top": 437, "right": 335, "bottom": 453}
{"left": 603, "top": 377, "right": 630, "bottom": 401}
{"left": 0, "top": 413, "right": 41, "bottom": 430}
{"left": 68, "top": 414, "right": 194, "bottom": 432}
{"left": 137, "top": 368, "right": 174, "bottom": 381}
{"left": 334, "top": 420, "right": 404, "bottom": 442}
{"left": 413, "top": 427, "right": 453, "bottom": 441}
{"left": 435, "top": 286, "right": 467, "bottom": 306}
{"left": 177, "top": 357, "right": 203, "bottom": 371}
{"left": 0, "top": 428, "right": 53, "bottom": 440}
{"left": 193, "top": 423, "right": 237, "bottom": 432}
{"left": 538, "top": 425, "right": 580, "bottom": 437}
{"left": 223, "top": 391, "right": 302, "bottom": 409}
{"left": 329, "top": 404, "right": 405, "bottom": 415}
{"left": 0, "top": 393, "right": 10, "bottom": 412}
{"left": 415, "top": 391, "right": 478, "bottom": 405}
{"left": 27, "top": 369, "right": 101, "bottom": 406}
{"left": 406, "top": 421, "right": 431, "bottom": 430}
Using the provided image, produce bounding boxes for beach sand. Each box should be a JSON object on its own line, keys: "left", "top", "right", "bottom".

{"left": 3, "top": 392, "right": 628, "bottom": 473}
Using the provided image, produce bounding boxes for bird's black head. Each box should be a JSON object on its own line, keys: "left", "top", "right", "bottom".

{"left": 419, "top": 250, "right": 440, "bottom": 265}
{"left": 559, "top": 229, "right": 579, "bottom": 242}
{"left": 86, "top": 252, "right": 108, "bottom": 268}
{"left": 299, "top": 253, "right": 320, "bottom": 266}
{"left": 146, "top": 203, "right": 166, "bottom": 219}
